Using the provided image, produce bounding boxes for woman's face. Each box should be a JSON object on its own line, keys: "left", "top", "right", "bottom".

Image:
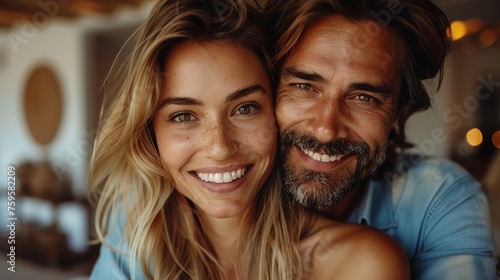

{"left": 153, "top": 41, "right": 276, "bottom": 219}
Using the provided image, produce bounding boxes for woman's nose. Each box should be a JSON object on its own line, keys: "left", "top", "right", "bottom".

{"left": 204, "top": 119, "right": 238, "bottom": 161}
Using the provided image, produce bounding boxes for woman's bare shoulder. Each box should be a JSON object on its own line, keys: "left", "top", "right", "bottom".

{"left": 300, "top": 214, "right": 409, "bottom": 280}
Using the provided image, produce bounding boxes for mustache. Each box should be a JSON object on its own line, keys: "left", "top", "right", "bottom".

{"left": 280, "top": 130, "right": 370, "bottom": 158}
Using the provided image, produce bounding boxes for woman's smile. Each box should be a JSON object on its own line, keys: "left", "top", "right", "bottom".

{"left": 195, "top": 166, "right": 248, "bottom": 184}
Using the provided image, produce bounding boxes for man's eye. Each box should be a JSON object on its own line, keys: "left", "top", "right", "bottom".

{"left": 235, "top": 104, "right": 259, "bottom": 115}
{"left": 293, "top": 83, "right": 313, "bottom": 91}
{"left": 355, "top": 94, "right": 377, "bottom": 102}
{"left": 171, "top": 113, "right": 193, "bottom": 123}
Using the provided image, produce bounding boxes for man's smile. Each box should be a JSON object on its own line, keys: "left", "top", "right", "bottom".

{"left": 299, "top": 146, "right": 344, "bottom": 163}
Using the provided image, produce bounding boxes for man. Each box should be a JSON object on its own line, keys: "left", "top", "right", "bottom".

{"left": 266, "top": 0, "right": 498, "bottom": 278}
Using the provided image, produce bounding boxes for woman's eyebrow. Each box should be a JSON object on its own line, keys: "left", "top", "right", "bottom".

{"left": 226, "top": 84, "right": 267, "bottom": 102}
{"left": 158, "top": 97, "right": 202, "bottom": 110}
{"left": 157, "top": 84, "right": 266, "bottom": 110}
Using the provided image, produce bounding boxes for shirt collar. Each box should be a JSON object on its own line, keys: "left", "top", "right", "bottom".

{"left": 351, "top": 178, "right": 398, "bottom": 230}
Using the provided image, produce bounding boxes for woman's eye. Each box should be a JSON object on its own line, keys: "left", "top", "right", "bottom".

{"left": 234, "top": 103, "right": 259, "bottom": 115}
{"left": 171, "top": 113, "right": 193, "bottom": 123}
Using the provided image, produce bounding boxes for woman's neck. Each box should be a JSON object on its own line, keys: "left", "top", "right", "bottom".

{"left": 198, "top": 213, "right": 248, "bottom": 278}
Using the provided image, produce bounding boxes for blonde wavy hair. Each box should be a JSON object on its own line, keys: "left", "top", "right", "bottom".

{"left": 88, "top": 0, "right": 307, "bottom": 279}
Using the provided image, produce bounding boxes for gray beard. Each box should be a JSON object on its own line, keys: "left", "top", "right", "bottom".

{"left": 279, "top": 130, "right": 387, "bottom": 209}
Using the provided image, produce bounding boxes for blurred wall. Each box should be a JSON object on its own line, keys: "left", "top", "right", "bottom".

{"left": 0, "top": 21, "right": 86, "bottom": 197}
{"left": 0, "top": 5, "right": 148, "bottom": 260}
{"left": 405, "top": 0, "right": 500, "bottom": 163}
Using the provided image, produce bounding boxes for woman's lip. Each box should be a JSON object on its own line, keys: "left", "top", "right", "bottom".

{"left": 190, "top": 165, "right": 253, "bottom": 193}
{"left": 195, "top": 167, "right": 246, "bottom": 183}
{"left": 193, "top": 164, "right": 249, "bottom": 174}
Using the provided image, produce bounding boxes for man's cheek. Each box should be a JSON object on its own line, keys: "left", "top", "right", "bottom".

{"left": 276, "top": 106, "right": 302, "bottom": 129}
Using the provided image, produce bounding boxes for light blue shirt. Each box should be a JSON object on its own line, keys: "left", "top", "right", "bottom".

{"left": 90, "top": 209, "right": 145, "bottom": 280}
{"left": 347, "top": 155, "right": 498, "bottom": 279}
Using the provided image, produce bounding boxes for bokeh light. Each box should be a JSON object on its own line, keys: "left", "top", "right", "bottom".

{"left": 492, "top": 130, "right": 500, "bottom": 149}
{"left": 479, "top": 28, "right": 497, "bottom": 47}
{"left": 451, "top": 20, "right": 467, "bottom": 41}
{"left": 465, "top": 18, "right": 484, "bottom": 34}
{"left": 466, "top": 128, "right": 483, "bottom": 147}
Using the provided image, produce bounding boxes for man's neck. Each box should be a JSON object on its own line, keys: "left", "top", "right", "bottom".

{"left": 316, "top": 183, "right": 367, "bottom": 221}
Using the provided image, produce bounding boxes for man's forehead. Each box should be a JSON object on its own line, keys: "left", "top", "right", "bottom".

{"left": 293, "top": 15, "right": 400, "bottom": 63}
{"left": 280, "top": 14, "right": 403, "bottom": 95}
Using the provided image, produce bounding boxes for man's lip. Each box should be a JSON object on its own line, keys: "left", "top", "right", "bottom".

{"left": 298, "top": 146, "right": 345, "bottom": 162}
{"left": 293, "top": 146, "right": 352, "bottom": 172}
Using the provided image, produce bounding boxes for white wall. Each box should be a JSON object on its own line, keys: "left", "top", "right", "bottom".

{"left": 0, "top": 21, "right": 86, "bottom": 197}
{"left": 406, "top": 74, "right": 451, "bottom": 157}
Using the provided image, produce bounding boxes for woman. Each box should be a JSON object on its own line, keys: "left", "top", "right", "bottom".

{"left": 88, "top": 0, "right": 409, "bottom": 279}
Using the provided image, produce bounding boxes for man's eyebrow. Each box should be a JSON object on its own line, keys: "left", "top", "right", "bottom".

{"left": 157, "top": 84, "right": 266, "bottom": 110}
{"left": 348, "top": 82, "right": 394, "bottom": 96}
{"left": 282, "top": 67, "right": 327, "bottom": 83}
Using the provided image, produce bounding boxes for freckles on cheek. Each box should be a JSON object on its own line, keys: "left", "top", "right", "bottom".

{"left": 258, "top": 124, "right": 278, "bottom": 149}
{"left": 242, "top": 120, "right": 277, "bottom": 151}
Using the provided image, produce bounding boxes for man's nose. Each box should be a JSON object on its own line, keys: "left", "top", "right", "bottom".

{"left": 204, "top": 119, "right": 238, "bottom": 161}
{"left": 308, "top": 97, "right": 350, "bottom": 143}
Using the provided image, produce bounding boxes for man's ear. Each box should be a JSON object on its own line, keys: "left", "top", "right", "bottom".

{"left": 390, "top": 115, "right": 399, "bottom": 143}
{"left": 392, "top": 115, "right": 399, "bottom": 129}
{"left": 391, "top": 112, "right": 400, "bottom": 131}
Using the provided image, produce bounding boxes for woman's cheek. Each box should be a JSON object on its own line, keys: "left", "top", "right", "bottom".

{"left": 250, "top": 118, "right": 278, "bottom": 154}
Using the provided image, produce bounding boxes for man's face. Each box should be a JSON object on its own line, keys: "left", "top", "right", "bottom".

{"left": 277, "top": 15, "right": 402, "bottom": 209}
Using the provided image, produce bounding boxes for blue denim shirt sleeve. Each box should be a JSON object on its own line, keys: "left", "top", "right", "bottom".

{"left": 90, "top": 211, "right": 145, "bottom": 280}
{"left": 351, "top": 156, "right": 498, "bottom": 279}
{"left": 409, "top": 174, "right": 496, "bottom": 279}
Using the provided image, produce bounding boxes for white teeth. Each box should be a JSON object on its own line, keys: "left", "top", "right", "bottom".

{"left": 196, "top": 168, "right": 247, "bottom": 183}
{"left": 300, "top": 148, "right": 343, "bottom": 163}
{"left": 313, "top": 153, "right": 322, "bottom": 161}
{"left": 214, "top": 173, "right": 223, "bottom": 183}
{"left": 321, "top": 154, "right": 330, "bottom": 162}
{"left": 223, "top": 172, "right": 232, "bottom": 183}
